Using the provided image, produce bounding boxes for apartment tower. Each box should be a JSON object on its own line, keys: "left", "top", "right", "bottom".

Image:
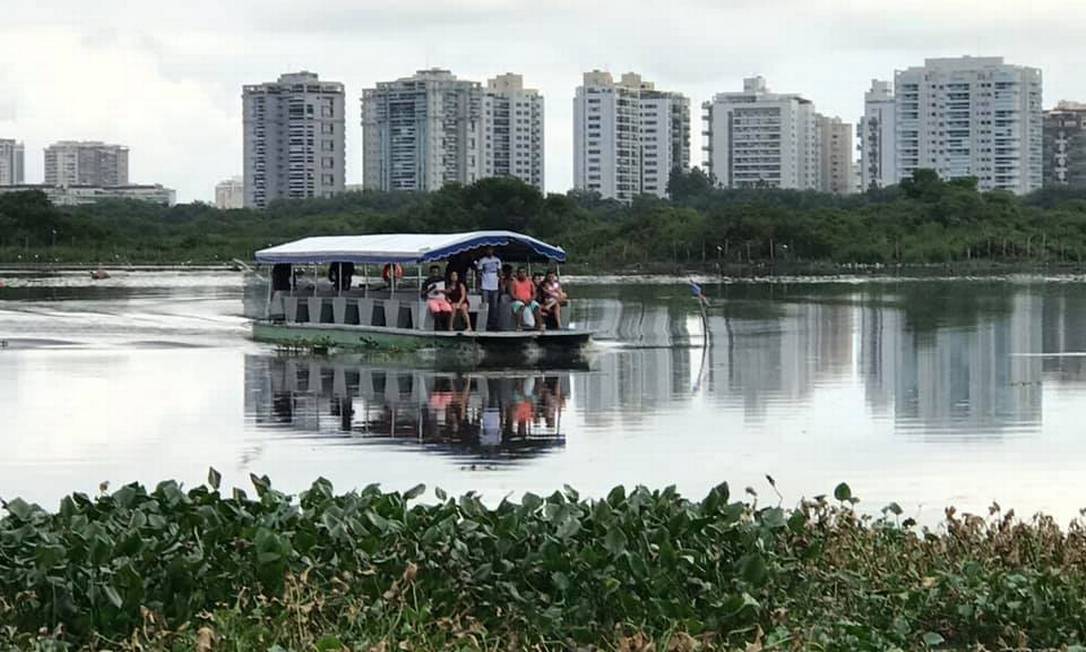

{"left": 818, "top": 115, "right": 854, "bottom": 195}
{"left": 44, "top": 141, "right": 128, "bottom": 186}
{"left": 894, "top": 56, "right": 1042, "bottom": 194}
{"left": 858, "top": 80, "right": 897, "bottom": 190}
{"left": 482, "top": 73, "right": 545, "bottom": 191}
{"left": 0, "top": 139, "right": 24, "bottom": 186}
{"left": 702, "top": 77, "right": 820, "bottom": 190}
{"left": 572, "top": 71, "right": 690, "bottom": 202}
{"left": 362, "top": 69, "right": 485, "bottom": 191}
{"left": 1043, "top": 101, "right": 1086, "bottom": 188}
{"left": 242, "top": 71, "right": 345, "bottom": 209}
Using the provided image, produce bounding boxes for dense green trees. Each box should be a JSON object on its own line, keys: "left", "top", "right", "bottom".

{"left": 5, "top": 170, "right": 1086, "bottom": 267}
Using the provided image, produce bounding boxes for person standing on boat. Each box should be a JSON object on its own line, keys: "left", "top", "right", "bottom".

{"left": 475, "top": 247, "right": 502, "bottom": 330}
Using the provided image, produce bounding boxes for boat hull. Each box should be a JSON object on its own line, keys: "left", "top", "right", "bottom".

{"left": 251, "top": 321, "right": 592, "bottom": 366}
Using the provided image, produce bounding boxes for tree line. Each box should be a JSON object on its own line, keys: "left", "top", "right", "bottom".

{"left": 4, "top": 168, "right": 1086, "bottom": 268}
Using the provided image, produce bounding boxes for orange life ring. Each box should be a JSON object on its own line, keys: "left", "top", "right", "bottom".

{"left": 382, "top": 264, "right": 404, "bottom": 282}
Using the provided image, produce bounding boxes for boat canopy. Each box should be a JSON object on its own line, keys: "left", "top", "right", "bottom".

{"left": 254, "top": 231, "right": 566, "bottom": 265}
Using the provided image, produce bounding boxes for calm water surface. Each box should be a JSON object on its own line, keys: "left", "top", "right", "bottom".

{"left": 3, "top": 270, "right": 1086, "bottom": 523}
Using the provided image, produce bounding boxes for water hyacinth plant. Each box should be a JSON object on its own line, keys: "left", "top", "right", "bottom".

{"left": 3, "top": 473, "right": 1086, "bottom": 650}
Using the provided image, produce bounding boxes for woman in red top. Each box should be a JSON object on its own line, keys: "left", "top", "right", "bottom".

{"left": 510, "top": 267, "right": 543, "bottom": 331}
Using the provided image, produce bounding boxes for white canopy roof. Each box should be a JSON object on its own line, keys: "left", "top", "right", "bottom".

{"left": 254, "top": 231, "right": 566, "bottom": 265}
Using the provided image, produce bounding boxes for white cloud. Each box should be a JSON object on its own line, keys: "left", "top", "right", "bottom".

{"left": 3, "top": 0, "right": 1086, "bottom": 202}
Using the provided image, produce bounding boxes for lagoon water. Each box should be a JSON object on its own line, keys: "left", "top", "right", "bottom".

{"left": 3, "top": 269, "right": 1086, "bottom": 523}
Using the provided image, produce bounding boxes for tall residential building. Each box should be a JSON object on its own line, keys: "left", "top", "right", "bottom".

{"left": 362, "top": 69, "right": 484, "bottom": 191}
{"left": 242, "top": 71, "right": 345, "bottom": 209}
{"left": 483, "top": 73, "right": 545, "bottom": 191}
{"left": 858, "top": 79, "right": 897, "bottom": 190}
{"left": 894, "top": 56, "right": 1043, "bottom": 194}
{"left": 572, "top": 71, "right": 690, "bottom": 202}
{"left": 214, "top": 176, "right": 245, "bottom": 209}
{"left": 702, "top": 77, "right": 820, "bottom": 190}
{"left": 44, "top": 141, "right": 128, "bottom": 186}
{"left": 0, "top": 139, "right": 24, "bottom": 186}
{"left": 1043, "top": 101, "right": 1086, "bottom": 188}
{"left": 818, "top": 115, "right": 854, "bottom": 195}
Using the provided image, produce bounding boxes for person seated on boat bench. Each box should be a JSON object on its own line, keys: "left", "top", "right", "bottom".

{"left": 540, "top": 270, "right": 567, "bottom": 330}
{"left": 511, "top": 267, "right": 543, "bottom": 331}
{"left": 421, "top": 265, "right": 452, "bottom": 329}
{"left": 446, "top": 270, "right": 473, "bottom": 333}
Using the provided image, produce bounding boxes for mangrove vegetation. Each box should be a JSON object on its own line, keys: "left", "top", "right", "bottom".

{"left": 7, "top": 169, "right": 1086, "bottom": 269}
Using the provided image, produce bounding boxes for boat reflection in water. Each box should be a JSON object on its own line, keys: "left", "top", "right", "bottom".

{"left": 245, "top": 355, "right": 571, "bottom": 464}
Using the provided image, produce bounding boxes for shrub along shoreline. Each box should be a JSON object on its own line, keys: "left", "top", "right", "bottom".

{"left": 3, "top": 474, "right": 1086, "bottom": 650}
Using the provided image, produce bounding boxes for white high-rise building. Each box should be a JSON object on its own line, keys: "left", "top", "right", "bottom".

{"left": 215, "top": 176, "right": 245, "bottom": 209}
{"left": 702, "top": 77, "right": 820, "bottom": 190}
{"left": 817, "top": 115, "right": 854, "bottom": 195}
{"left": 858, "top": 80, "right": 897, "bottom": 190}
{"left": 483, "top": 73, "right": 544, "bottom": 191}
{"left": 362, "top": 69, "right": 485, "bottom": 192}
{"left": 44, "top": 141, "right": 128, "bottom": 187}
{"left": 0, "top": 139, "right": 24, "bottom": 186}
{"left": 573, "top": 71, "right": 690, "bottom": 202}
{"left": 242, "top": 71, "right": 345, "bottom": 209}
{"left": 894, "top": 56, "right": 1042, "bottom": 194}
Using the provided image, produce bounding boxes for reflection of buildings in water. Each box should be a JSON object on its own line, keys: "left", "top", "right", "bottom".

{"left": 243, "top": 356, "right": 569, "bottom": 463}
{"left": 1041, "top": 288, "right": 1086, "bottom": 382}
{"left": 574, "top": 347, "right": 693, "bottom": 427}
{"left": 860, "top": 290, "right": 1042, "bottom": 435}
{"left": 705, "top": 299, "right": 855, "bottom": 419}
{"left": 579, "top": 298, "right": 696, "bottom": 346}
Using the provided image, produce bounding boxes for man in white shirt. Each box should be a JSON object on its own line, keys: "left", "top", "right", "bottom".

{"left": 475, "top": 247, "right": 502, "bottom": 330}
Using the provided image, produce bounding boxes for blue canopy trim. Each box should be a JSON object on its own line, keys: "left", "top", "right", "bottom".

{"left": 420, "top": 234, "right": 565, "bottom": 263}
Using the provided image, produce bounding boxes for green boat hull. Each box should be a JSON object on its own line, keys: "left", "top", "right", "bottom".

{"left": 251, "top": 321, "right": 592, "bottom": 366}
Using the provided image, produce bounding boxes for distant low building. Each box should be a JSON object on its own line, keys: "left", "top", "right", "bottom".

{"left": 214, "top": 176, "right": 244, "bottom": 209}
{"left": 1043, "top": 101, "right": 1086, "bottom": 188}
{"left": 0, "top": 184, "right": 176, "bottom": 206}
{"left": 44, "top": 141, "right": 129, "bottom": 186}
{"left": 0, "top": 139, "right": 25, "bottom": 186}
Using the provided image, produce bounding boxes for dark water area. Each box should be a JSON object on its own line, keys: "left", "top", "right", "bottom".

{"left": 4, "top": 269, "right": 1086, "bottom": 523}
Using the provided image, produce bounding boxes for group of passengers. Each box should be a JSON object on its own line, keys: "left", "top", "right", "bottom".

{"left": 420, "top": 247, "right": 568, "bottom": 332}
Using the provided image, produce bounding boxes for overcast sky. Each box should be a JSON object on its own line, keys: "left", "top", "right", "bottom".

{"left": 3, "top": 0, "right": 1085, "bottom": 203}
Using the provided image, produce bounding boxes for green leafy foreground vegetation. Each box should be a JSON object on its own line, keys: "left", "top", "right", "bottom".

{"left": 8, "top": 169, "right": 1086, "bottom": 269}
{"left": 4, "top": 476, "right": 1086, "bottom": 650}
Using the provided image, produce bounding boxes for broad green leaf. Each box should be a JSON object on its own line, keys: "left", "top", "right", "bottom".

{"left": 922, "top": 631, "right": 945, "bottom": 647}
{"left": 3, "top": 497, "right": 32, "bottom": 521}
{"left": 739, "top": 553, "right": 767, "bottom": 587}
{"left": 207, "top": 467, "right": 221, "bottom": 490}
{"left": 435, "top": 486, "right": 447, "bottom": 501}
{"left": 103, "top": 585, "right": 123, "bottom": 608}
{"left": 404, "top": 483, "right": 426, "bottom": 500}
{"left": 833, "top": 482, "right": 852, "bottom": 502}
{"left": 604, "top": 525, "right": 628, "bottom": 556}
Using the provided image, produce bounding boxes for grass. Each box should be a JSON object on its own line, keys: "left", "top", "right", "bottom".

{"left": 4, "top": 474, "right": 1086, "bottom": 650}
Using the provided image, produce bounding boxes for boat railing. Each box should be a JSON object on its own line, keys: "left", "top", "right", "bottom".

{"left": 268, "top": 290, "right": 573, "bottom": 332}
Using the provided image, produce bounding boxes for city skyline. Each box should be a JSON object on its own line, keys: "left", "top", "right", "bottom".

{"left": 3, "top": 1, "right": 1086, "bottom": 202}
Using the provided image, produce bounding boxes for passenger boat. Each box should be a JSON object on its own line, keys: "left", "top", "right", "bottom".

{"left": 251, "top": 231, "right": 593, "bottom": 363}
